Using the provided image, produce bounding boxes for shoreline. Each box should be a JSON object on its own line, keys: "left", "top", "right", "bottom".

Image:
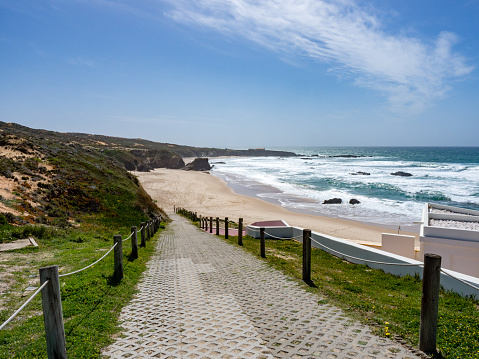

{"left": 213, "top": 170, "right": 421, "bottom": 233}
{"left": 134, "top": 168, "right": 419, "bottom": 246}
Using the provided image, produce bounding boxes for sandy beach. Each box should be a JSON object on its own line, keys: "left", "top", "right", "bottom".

{"left": 135, "top": 168, "right": 419, "bottom": 245}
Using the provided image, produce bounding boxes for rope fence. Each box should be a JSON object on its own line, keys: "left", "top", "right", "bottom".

{"left": 0, "top": 280, "right": 50, "bottom": 331}
{"left": 264, "top": 230, "right": 303, "bottom": 240}
{"left": 59, "top": 242, "right": 118, "bottom": 278}
{"left": 0, "top": 215, "right": 164, "bottom": 358}
{"left": 122, "top": 231, "right": 134, "bottom": 242}
{"left": 310, "top": 237, "right": 424, "bottom": 267}
{"left": 245, "top": 226, "right": 302, "bottom": 240}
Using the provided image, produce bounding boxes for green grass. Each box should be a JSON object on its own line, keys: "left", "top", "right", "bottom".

{"left": 0, "top": 222, "right": 164, "bottom": 359}
{"left": 219, "top": 234, "right": 479, "bottom": 359}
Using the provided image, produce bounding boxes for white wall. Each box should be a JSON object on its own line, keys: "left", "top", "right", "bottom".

{"left": 420, "top": 235, "right": 479, "bottom": 278}
{"left": 382, "top": 233, "right": 416, "bottom": 259}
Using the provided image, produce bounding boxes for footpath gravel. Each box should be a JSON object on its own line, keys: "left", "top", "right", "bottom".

{"left": 103, "top": 213, "right": 423, "bottom": 359}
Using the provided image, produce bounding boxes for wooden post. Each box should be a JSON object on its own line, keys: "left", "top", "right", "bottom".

{"left": 205, "top": 217, "right": 208, "bottom": 231}
{"left": 216, "top": 217, "right": 219, "bottom": 235}
{"left": 302, "top": 229, "right": 312, "bottom": 282}
{"left": 238, "top": 218, "right": 243, "bottom": 246}
{"left": 114, "top": 235, "right": 123, "bottom": 280}
{"left": 131, "top": 226, "right": 138, "bottom": 259}
{"left": 419, "top": 253, "right": 441, "bottom": 354}
{"left": 39, "top": 265, "right": 67, "bottom": 359}
{"left": 210, "top": 217, "right": 213, "bottom": 233}
{"left": 140, "top": 222, "right": 146, "bottom": 248}
{"left": 199, "top": 215, "right": 203, "bottom": 229}
{"left": 225, "top": 217, "right": 229, "bottom": 239}
{"left": 148, "top": 220, "right": 152, "bottom": 239}
{"left": 260, "top": 227, "right": 266, "bottom": 258}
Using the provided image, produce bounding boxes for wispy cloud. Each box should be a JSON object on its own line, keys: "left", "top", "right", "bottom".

{"left": 163, "top": 0, "right": 473, "bottom": 113}
{"left": 68, "top": 56, "right": 96, "bottom": 67}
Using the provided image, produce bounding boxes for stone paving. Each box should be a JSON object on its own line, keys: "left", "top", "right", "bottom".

{"left": 103, "top": 213, "right": 425, "bottom": 359}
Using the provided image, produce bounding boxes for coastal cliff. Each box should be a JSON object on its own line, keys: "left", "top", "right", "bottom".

{"left": 103, "top": 149, "right": 185, "bottom": 171}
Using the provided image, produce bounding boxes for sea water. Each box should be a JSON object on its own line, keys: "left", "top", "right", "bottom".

{"left": 210, "top": 147, "right": 479, "bottom": 230}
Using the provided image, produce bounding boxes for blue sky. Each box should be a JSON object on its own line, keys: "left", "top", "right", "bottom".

{"left": 1, "top": 0, "right": 478, "bottom": 148}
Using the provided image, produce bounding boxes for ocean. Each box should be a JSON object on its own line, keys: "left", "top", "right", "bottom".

{"left": 210, "top": 147, "right": 479, "bottom": 231}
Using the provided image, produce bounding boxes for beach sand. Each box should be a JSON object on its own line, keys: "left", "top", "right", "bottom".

{"left": 134, "top": 168, "right": 418, "bottom": 245}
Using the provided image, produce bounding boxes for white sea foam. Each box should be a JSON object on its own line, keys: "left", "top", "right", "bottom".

{"left": 211, "top": 149, "right": 479, "bottom": 227}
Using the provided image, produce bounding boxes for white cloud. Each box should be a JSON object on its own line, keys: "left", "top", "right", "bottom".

{"left": 163, "top": 0, "right": 474, "bottom": 113}
{"left": 68, "top": 56, "right": 96, "bottom": 67}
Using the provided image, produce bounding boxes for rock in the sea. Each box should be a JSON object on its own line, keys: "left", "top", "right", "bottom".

{"left": 349, "top": 199, "right": 360, "bottom": 205}
{"left": 183, "top": 158, "right": 212, "bottom": 171}
{"left": 350, "top": 171, "right": 370, "bottom": 176}
{"left": 323, "top": 198, "right": 342, "bottom": 204}
{"left": 391, "top": 171, "right": 413, "bottom": 177}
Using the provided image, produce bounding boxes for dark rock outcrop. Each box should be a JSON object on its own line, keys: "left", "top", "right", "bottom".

{"left": 349, "top": 199, "right": 361, "bottom": 205}
{"left": 183, "top": 158, "right": 212, "bottom": 171}
{"left": 323, "top": 198, "right": 342, "bottom": 204}
{"left": 106, "top": 149, "right": 185, "bottom": 172}
{"left": 130, "top": 149, "right": 185, "bottom": 170}
{"left": 391, "top": 171, "right": 412, "bottom": 177}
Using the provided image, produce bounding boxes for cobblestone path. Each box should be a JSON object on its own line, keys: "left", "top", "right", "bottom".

{"left": 103, "top": 213, "right": 423, "bottom": 359}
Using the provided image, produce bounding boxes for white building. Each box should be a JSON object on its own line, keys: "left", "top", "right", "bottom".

{"left": 419, "top": 203, "right": 479, "bottom": 278}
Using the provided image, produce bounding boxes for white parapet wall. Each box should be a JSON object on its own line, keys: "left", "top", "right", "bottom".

{"left": 420, "top": 235, "right": 479, "bottom": 278}
{"left": 381, "top": 233, "right": 416, "bottom": 260}
{"left": 420, "top": 202, "right": 479, "bottom": 278}
{"left": 247, "top": 222, "right": 479, "bottom": 298}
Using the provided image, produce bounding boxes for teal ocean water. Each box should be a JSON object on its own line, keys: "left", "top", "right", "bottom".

{"left": 211, "top": 147, "right": 479, "bottom": 229}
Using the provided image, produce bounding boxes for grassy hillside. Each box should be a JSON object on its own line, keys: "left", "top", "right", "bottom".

{"left": 0, "top": 123, "right": 165, "bottom": 233}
